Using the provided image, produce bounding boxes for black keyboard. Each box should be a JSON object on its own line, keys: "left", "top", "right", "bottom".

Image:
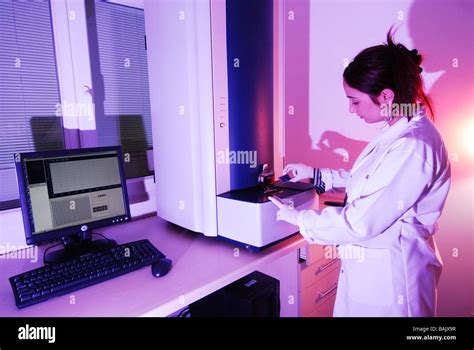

{"left": 9, "top": 239, "right": 165, "bottom": 309}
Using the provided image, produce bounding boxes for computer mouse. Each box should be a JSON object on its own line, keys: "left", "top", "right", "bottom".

{"left": 151, "top": 258, "right": 172, "bottom": 278}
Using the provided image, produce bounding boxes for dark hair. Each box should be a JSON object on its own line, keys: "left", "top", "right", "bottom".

{"left": 343, "top": 28, "right": 434, "bottom": 120}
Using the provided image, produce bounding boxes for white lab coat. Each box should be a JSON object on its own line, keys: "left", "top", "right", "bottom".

{"left": 297, "top": 111, "right": 451, "bottom": 317}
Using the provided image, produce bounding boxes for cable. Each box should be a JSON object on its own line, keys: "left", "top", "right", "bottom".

{"left": 43, "top": 242, "right": 63, "bottom": 265}
{"left": 43, "top": 233, "right": 115, "bottom": 264}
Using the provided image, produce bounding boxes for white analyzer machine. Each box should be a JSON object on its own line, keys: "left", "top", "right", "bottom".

{"left": 144, "top": 0, "right": 318, "bottom": 250}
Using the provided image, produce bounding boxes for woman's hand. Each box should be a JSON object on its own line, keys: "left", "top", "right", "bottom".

{"left": 282, "top": 163, "right": 314, "bottom": 182}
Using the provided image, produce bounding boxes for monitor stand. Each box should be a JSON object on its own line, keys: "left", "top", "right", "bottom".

{"left": 45, "top": 231, "right": 117, "bottom": 264}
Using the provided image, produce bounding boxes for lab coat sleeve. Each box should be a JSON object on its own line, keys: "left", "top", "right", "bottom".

{"left": 316, "top": 168, "right": 350, "bottom": 194}
{"left": 298, "top": 149, "right": 434, "bottom": 245}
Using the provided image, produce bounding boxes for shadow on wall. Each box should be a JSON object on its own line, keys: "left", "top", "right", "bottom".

{"left": 283, "top": 0, "right": 368, "bottom": 171}
{"left": 287, "top": 106, "right": 368, "bottom": 171}
{"left": 312, "top": 131, "right": 367, "bottom": 169}
{"left": 408, "top": 0, "right": 474, "bottom": 316}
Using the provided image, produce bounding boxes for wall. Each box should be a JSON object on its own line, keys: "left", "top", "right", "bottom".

{"left": 407, "top": 0, "right": 473, "bottom": 317}
{"left": 285, "top": 0, "right": 473, "bottom": 316}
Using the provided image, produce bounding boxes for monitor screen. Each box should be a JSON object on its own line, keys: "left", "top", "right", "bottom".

{"left": 15, "top": 147, "right": 131, "bottom": 245}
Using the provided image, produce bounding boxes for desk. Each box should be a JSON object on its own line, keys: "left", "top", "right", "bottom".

{"left": 0, "top": 216, "right": 306, "bottom": 317}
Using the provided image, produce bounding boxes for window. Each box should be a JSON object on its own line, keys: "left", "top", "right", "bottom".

{"left": 0, "top": 0, "right": 64, "bottom": 210}
{"left": 0, "top": 0, "right": 154, "bottom": 213}
{"left": 87, "top": 0, "right": 153, "bottom": 179}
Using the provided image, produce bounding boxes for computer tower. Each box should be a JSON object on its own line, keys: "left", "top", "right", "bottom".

{"left": 189, "top": 271, "right": 280, "bottom": 317}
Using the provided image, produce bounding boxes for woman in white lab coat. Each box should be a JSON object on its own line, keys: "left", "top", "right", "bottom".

{"left": 270, "top": 31, "right": 451, "bottom": 317}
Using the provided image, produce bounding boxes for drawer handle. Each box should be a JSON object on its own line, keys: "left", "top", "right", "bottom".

{"left": 316, "top": 282, "right": 338, "bottom": 303}
{"left": 314, "top": 258, "right": 339, "bottom": 275}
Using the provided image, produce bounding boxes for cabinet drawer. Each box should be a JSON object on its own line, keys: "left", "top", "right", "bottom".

{"left": 299, "top": 257, "right": 340, "bottom": 291}
{"left": 300, "top": 244, "right": 325, "bottom": 266}
{"left": 301, "top": 244, "right": 338, "bottom": 266}
{"left": 299, "top": 266, "right": 339, "bottom": 317}
{"left": 306, "top": 291, "right": 337, "bottom": 317}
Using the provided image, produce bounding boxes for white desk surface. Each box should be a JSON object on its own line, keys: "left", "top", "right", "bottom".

{"left": 0, "top": 215, "right": 306, "bottom": 317}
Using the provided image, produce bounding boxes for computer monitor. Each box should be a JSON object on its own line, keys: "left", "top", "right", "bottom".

{"left": 15, "top": 146, "right": 131, "bottom": 263}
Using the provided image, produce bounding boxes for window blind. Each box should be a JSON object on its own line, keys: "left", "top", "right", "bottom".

{"left": 0, "top": 0, "right": 63, "bottom": 210}
{"left": 91, "top": 1, "right": 153, "bottom": 179}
